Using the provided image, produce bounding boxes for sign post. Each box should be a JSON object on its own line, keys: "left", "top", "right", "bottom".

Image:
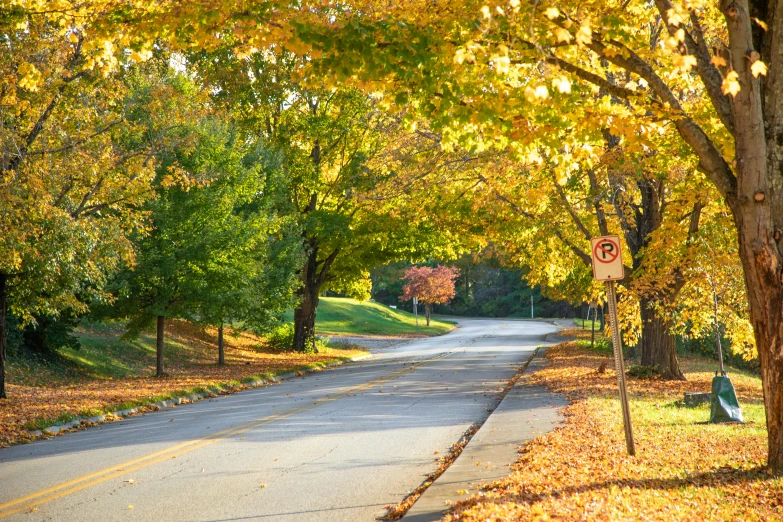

{"left": 413, "top": 296, "right": 419, "bottom": 330}
{"left": 590, "top": 235, "right": 636, "bottom": 456}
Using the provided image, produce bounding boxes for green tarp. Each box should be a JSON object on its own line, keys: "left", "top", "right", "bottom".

{"left": 710, "top": 375, "right": 743, "bottom": 423}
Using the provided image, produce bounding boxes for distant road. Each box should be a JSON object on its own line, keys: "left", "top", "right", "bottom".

{"left": 0, "top": 319, "right": 557, "bottom": 522}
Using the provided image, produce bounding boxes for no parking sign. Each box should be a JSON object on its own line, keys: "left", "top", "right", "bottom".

{"left": 591, "top": 236, "right": 624, "bottom": 281}
{"left": 590, "top": 234, "right": 635, "bottom": 456}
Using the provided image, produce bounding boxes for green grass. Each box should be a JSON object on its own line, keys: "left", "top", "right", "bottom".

{"left": 44, "top": 298, "right": 452, "bottom": 384}
{"left": 573, "top": 317, "right": 603, "bottom": 329}
{"left": 63, "top": 324, "right": 161, "bottom": 380}
{"left": 284, "top": 297, "right": 455, "bottom": 336}
{"left": 598, "top": 393, "right": 767, "bottom": 436}
{"left": 56, "top": 319, "right": 373, "bottom": 383}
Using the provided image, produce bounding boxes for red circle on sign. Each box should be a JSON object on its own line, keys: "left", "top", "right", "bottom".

{"left": 593, "top": 239, "right": 619, "bottom": 263}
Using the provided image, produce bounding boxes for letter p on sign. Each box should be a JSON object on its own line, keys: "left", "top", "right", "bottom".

{"left": 591, "top": 236, "right": 624, "bottom": 281}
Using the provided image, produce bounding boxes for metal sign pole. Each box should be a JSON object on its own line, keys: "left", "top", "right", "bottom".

{"left": 413, "top": 296, "right": 418, "bottom": 330}
{"left": 605, "top": 280, "right": 636, "bottom": 456}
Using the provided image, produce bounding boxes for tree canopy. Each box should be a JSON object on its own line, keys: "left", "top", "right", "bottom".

{"left": 4, "top": 0, "right": 783, "bottom": 469}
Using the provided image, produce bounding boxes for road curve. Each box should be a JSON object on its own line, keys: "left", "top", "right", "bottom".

{"left": 0, "top": 318, "right": 557, "bottom": 522}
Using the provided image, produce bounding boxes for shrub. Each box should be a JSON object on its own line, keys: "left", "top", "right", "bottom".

{"left": 265, "top": 323, "right": 328, "bottom": 354}
{"left": 266, "top": 323, "right": 295, "bottom": 350}
{"left": 677, "top": 333, "right": 759, "bottom": 373}
{"left": 626, "top": 364, "right": 661, "bottom": 379}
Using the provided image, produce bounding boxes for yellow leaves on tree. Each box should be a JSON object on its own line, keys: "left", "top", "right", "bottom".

{"left": 722, "top": 71, "right": 741, "bottom": 97}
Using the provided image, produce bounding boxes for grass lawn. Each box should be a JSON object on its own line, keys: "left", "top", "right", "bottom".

{"left": 284, "top": 297, "right": 455, "bottom": 337}
{"left": 573, "top": 317, "right": 604, "bottom": 329}
{"left": 446, "top": 341, "right": 782, "bottom": 521}
{"left": 0, "top": 320, "right": 367, "bottom": 447}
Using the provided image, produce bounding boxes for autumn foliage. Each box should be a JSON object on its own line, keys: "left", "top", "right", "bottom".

{"left": 400, "top": 265, "right": 459, "bottom": 325}
{"left": 446, "top": 341, "right": 782, "bottom": 521}
{"left": 0, "top": 320, "right": 366, "bottom": 447}
{"left": 400, "top": 265, "right": 460, "bottom": 305}
{"left": 6, "top": 0, "right": 783, "bottom": 470}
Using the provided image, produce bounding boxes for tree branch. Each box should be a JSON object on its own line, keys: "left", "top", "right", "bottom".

{"left": 477, "top": 174, "right": 594, "bottom": 266}
{"left": 26, "top": 119, "right": 122, "bottom": 157}
{"left": 536, "top": 21, "right": 738, "bottom": 201}
{"left": 652, "top": 0, "right": 735, "bottom": 134}
{"left": 586, "top": 170, "right": 610, "bottom": 236}
{"left": 552, "top": 176, "right": 593, "bottom": 241}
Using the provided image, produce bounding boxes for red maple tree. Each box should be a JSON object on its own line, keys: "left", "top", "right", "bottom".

{"left": 400, "top": 265, "right": 460, "bottom": 325}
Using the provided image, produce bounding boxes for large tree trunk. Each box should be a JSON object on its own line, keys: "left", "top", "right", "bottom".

{"left": 717, "top": 0, "right": 783, "bottom": 469}
{"left": 737, "top": 231, "right": 783, "bottom": 469}
{"left": 425, "top": 303, "right": 431, "bottom": 326}
{"left": 156, "top": 315, "right": 165, "bottom": 377}
{"left": 217, "top": 322, "right": 225, "bottom": 365}
{"left": 293, "top": 296, "right": 317, "bottom": 352}
{"left": 639, "top": 298, "right": 684, "bottom": 380}
{"left": 0, "top": 273, "right": 7, "bottom": 399}
{"left": 293, "top": 246, "right": 321, "bottom": 352}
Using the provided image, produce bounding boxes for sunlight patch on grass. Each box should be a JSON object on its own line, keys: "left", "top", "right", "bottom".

{"left": 284, "top": 297, "right": 455, "bottom": 336}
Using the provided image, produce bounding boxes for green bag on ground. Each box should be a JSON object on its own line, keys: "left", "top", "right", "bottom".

{"left": 710, "top": 374, "right": 743, "bottom": 423}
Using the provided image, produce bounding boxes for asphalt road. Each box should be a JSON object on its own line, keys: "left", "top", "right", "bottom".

{"left": 0, "top": 319, "right": 557, "bottom": 522}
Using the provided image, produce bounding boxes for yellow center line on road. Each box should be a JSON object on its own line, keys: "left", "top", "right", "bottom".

{"left": 0, "top": 348, "right": 461, "bottom": 519}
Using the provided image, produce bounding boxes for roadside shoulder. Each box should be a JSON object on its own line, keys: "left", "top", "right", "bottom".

{"left": 23, "top": 352, "right": 373, "bottom": 442}
{"left": 401, "top": 346, "right": 568, "bottom": 522}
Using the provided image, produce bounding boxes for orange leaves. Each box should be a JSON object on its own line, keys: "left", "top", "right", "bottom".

{"left": 0, "top": 320, "right": 366, "bottom": 448}
{"left": 445, "top": 342, "right": 778, "bottom": 522}
{"left": 672, "top": 53, "right": 698, "bottom": 73}
{"left": 400, "top": 265, "right": 460, "bottom": 305}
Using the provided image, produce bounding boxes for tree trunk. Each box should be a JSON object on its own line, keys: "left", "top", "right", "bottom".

{"left": 733, "top": 205, "right": 783, "bottom": 469}
{"left": 293, "top": 291, "right": 318, "bottom": 352}
{"left": 639, "top": 298, "right": 684, "bottom": 380}
{"left": 217, "top": 322, "right": 225, "bottom": 365}
{"left": 0, "top": 274, "right": 7, "bottom": 399}
{"left": 293, "top": 246, "right": 321, "bottom": 352}
{"left": 156, "top": 315, "right": 165, "bottom": 377}
{"left": 425, "top": 303, "right": 431, "bottom": 326}
{"left": 738, "top": 243, "right": 783, "bottom": 469}
{"left": 581, "top": 304, "right": 586, "bottom": 329}
{"left": 718, "top": 0, "right": 783, "bottom": 469}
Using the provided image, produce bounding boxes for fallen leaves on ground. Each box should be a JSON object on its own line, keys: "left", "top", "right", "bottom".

{"left": 0, "top": 320, "right": 366, "bottom": 447}
{"left": 445, "top": 341, "right": 782, "bottom": 521}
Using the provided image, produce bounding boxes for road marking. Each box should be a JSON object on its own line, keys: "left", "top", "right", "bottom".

{"left": 0, "top": 349, "right": 462, "bottom": 518}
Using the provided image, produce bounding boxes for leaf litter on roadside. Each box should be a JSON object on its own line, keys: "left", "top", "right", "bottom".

{"left": 445, "top": 341, "right": 782, "bottom": 521}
